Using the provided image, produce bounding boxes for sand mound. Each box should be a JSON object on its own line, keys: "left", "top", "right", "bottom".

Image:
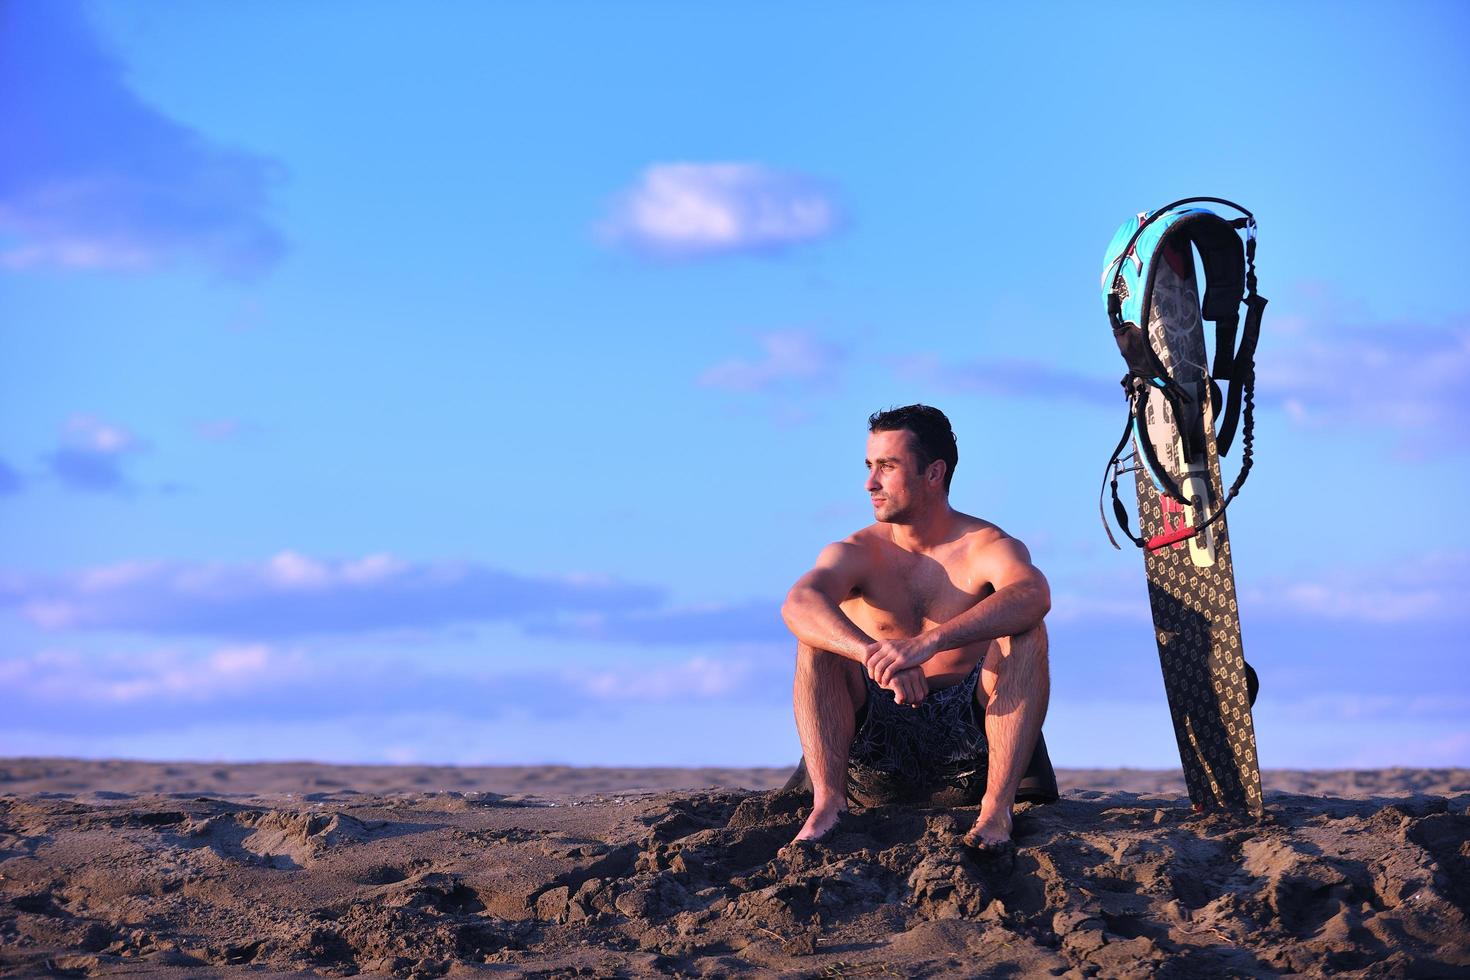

{"left": 2, "top": 764, "right": 1468, "bottom": 976}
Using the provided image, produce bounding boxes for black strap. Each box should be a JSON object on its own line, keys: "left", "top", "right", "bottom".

{"left": 1105, "top": 373, "right": 1256, "bottom": 552}
{"left": 1183, "top": 361, "right": 1256, "bottom": 545}
{"left": 1099, "top": 380, "right": 1191, "bottom": 550}
{"left": 1098, "top": 402, "right": 1141, "bottom": 550}
{"left": 1134, "top": 382, "right": 1192, "bottom": 505}
{"left": 1109, "top": 292, "right": 1176, "bottom": 388}
{"left": 1218, "top": 231, "right": 1265, "bottom": 457}
{"left": 1212, "top": 313, "right": 1239, "bottom": 380}
{"left": 1218, "top": 293, "right": 1265, "bottom": 457}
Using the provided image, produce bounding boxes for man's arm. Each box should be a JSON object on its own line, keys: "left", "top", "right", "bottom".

{"left": 781, "top": 541, "right": 875, "bottom": 663}
{"left": 868, "top": 536, "right": 1051, "bottom": 687}
{"left": 929, "top": 537, "right": 1050, "bottom": 652}
{"left": 784, "top": 540, "right": 932, "bottom": 705}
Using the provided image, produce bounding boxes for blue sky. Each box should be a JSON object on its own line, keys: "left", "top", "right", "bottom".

{"left": 2, "top": 1, "right": 1467, "bottom": 768}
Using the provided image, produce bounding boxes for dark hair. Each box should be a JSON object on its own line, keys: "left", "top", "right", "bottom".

{"left": 868, "top": 404, "right": 958, "bottom": 491}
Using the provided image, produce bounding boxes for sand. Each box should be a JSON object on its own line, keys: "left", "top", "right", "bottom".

{"left": 2, "top": 759, "right": 1466, "bottom": 978}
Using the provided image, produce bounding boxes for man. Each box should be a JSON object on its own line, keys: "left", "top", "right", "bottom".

{"left": 781, "top": 404, "right": 1054, "bottom": 851}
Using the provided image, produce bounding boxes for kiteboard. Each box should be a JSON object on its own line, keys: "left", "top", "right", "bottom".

{"left": 1100, "top": 198, "right": 1266, "bottom": 815}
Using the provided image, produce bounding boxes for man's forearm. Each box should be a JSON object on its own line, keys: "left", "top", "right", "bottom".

{"left": 782, "top": 586, "right": 874, "bottom": 662}
{"left": 928, "top": 581, "right": 1050, "bottom": 652}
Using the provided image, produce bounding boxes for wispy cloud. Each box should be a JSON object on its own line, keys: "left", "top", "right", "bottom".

{"left": 599, "top": 163, "right": 840, "bottom": 257}
{"left": 699, "top": 330, "right": 845, "bottom": 393}
{"left": 0, "top": 3, "right": 285, "bottom": 277}
{"left": 0, "top": 552, "right": 663, "bottom": 639}
{"left": 0, "top": 642, "right": 785, "bottom": 738}
{"left": 1050, "top": 552, "right": 1470, "bottom": 633}
{"left": 895, "top": 309, "right": 1470, "bottom": 459}
{"left": 194, "top": 418, "right": 244, "bottom": 442}
{"left": 0, "top": 644, "right": 299, "bottom": 706}
{"left": 531, "top": 599, "right": 789, "bottom": 646}
{"left": 1259, "top": 317, "right": 1470, "bottom": 457}
{"left": 44, "top": 414, "right": 145, "bottom": 494}
{"left": 898, "top": 353, "right": 1118, "bottom": 406}
{"left": 1239, "top": 551, "right": 1469, "bottom": 624}
{"left": 1045, "top": 591, "right": 1151, "bottom": 623}
{"left": 0, "top": 458, "right": 23, "bottom": 495}
{"left": 575, "top": 655, "right": 765, "bottom": 701}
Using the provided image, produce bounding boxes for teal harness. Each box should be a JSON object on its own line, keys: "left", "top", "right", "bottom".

{"left": 1098, "top": 197, "right": 1267, "bottom": 549}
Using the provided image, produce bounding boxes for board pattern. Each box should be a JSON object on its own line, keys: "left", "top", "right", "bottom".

{"left": 1131, "top": 246, "right": 1263, "bottom": 815}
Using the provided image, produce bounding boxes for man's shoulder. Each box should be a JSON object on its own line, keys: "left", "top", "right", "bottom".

{"left": 846, "top": 522, "right": 925, "bottom": 552}
{"left": 951, "top": 511, "right": 1009, "bottom": 545}
{"left": 951, "top": 514, "right": 1031, "bottom": 561}
{"left": 821, "top": 525, "right": 884, "bottom": 560}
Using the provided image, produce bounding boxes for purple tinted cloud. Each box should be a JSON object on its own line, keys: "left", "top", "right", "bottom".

{"left": 44, "top": 447, "right": 132, "bottom": 494}
{"left": 699, "top": 331, "right": 846, "bottom": 394}
{"left": 899, "top": 353, "right": 1119, "bottom": 407}
{"left": 0, "top": 552, "right": 663, "bottom": 639}
{"left": 1049, "top": 553, "right": 1470, "bottom": 706}
{"left": 530, "top": 599, "right": 789, "bottom": 646}
{"left": 194, "top": 418, "right": 244, "bottom": 442}
{"left": 42, "top": 415, "right": 144, "bottom": 495}
{"left": 0, "top": 458, "right": 23, "bottom": 495}
{"left": 1259, "top": 318, "right": 1469, "bottom": 457}
{"left": 0, "top": 643, "right": 789, "bottom": 737}
{"left": 0, "top": 3, "right": 285, "bottom": 277}
{"left": 903, "top": 313, "right": 1470, "bottom": 460}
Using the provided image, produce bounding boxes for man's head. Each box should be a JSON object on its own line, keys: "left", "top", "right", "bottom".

{"left": 865, "top": 404, "right": 958, "bottom": 523}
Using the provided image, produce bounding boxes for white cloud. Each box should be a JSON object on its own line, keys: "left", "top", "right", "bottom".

{"left": 0, "top": 551, "right": 663, "bottom": 638}
{"left": 600, "top": 163, "right": 840, "bottom": 257}
{"left": 575, "top": 655, "right": 756, "bottom": 701}
{"left": 1, "top": 644, "right": 293, "bottom": 705}
{"left": 266, "top": 551, "right": 332, "bottom": 589}
{"left": 64, "top": 414, "right": 138, "bottom": 454}
{"left": 0, "top": 639, "right": 790, "bottom": 747}
{"left": 699, "top": 330, "right": 844, "bottom": 392}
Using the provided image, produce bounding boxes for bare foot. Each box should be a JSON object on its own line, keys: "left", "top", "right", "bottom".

{"left": 963, "top": 798, "right": 1013, "bottom": 850}
{"left": 793, "top": 804, "right": 847, "bottom": 843}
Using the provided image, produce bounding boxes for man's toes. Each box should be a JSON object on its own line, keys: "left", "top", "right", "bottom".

{"left": 961, "top": 829, "right": 1017, "bottom": 873}
{"left": 962, "top": 812, "right": 1013, "bottom": 852}
{"left": 793, "top": 809, "right": 848, "bottom": 844}
{"left": 961, "top": 826, "right": 1015, "bottom": 854}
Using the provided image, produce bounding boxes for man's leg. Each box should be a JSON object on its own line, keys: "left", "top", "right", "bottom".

{"left": 792, "top": 641, "right": 866, "bottom": 842}
{"left": 970, "top": 622, "right": 1050, "bottom": 846}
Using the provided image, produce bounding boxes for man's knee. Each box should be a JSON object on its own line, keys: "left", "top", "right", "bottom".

{"left": 982, "top": 622, "right": 1050, "bottom": 698}
{"left": 795, "top": 642, "right": 864, "bottom": 701}
{"left": 797, "top": 641, "right": 850, "bottom": 670}
{"left": 1007, "top": 621, "right": 1048, "bottom": 662}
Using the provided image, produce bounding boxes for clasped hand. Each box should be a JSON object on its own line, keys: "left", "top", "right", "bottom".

{"left": 864, "top": 634, "right": 939, "bottom": 706}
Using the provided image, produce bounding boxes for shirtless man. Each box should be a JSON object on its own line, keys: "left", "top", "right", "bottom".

{"left": 782, "top": 404, "right": 1051, "bottom": 850}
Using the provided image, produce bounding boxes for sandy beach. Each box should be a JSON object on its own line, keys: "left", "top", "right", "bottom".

{"left": 2, "top": 758, "right": 1466, "bottom": 977}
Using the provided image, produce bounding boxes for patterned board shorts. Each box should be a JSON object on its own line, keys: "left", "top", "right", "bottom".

{"left": 847, "top": 661, "right": 989, "bottom": 807}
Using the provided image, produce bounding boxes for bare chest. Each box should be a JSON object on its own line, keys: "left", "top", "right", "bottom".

{"left": 844, "top": 554, "right": 990, "bottom": 640}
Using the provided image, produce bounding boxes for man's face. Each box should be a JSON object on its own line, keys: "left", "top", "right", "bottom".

{"left": 865, "top": 428, "right": 934, "bottom": 524}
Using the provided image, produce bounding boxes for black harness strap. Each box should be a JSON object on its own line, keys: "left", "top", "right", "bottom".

{"left": 1217, "top": 232, "right": 1266, "bottom": 457}
{"left": 1098, "top": 405, "right": 1142, "bottom": 550}
{"left": 1173, "top": 361, "right": 1256, "bottom": 549}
